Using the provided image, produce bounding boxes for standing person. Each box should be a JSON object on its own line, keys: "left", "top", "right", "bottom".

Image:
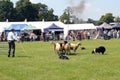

{"left": 7, "top": 29, "right": 17, "bottom": 57}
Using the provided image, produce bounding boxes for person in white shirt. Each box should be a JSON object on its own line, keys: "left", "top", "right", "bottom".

{"left": 7, "top": 29, "right": 17, "bottom": 57}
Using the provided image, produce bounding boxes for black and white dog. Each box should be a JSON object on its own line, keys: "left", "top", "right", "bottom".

{"left": 92, "top": 46, "right": 106, "bottom": 54}
{"left": 59, "top": 54, "right": 69, "bottom": 60}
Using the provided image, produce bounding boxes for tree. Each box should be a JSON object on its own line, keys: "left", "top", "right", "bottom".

{"left": 87, "top": 18, "right": 95, "bottom": 23}
{"left": 0, "top": 0, "right": 14, "bottom": 21}
{"left": 0, "top": 0, "right": 58, "bottom": 21}
{"left": 114, "top": 16, "right": 120, "bottom": 22}
{"left": 36, "top": 3, "right": 58, "bottom": 21}
{"left": 15, "top": 1, "right": 58, "bottom": 21}
{"left": 46, "top": 9, "right": 58, "bottom": 21}
{"left": 60, "top": 7, "right": 73, "bottom": 24}
{"left": 32, "top": 3, "right": 48, "bottom": 21}
{"left": 99, "top": 13, "right": 114, "bottom": 24}
{"left": 60, "top": 12, "right": 69, "bottom": 23}
{"left": 15, "top": 0, "right": 38, "bottom": 21}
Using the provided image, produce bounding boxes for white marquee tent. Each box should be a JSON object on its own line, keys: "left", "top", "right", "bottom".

{"left": 0, "top": 21, "right": 96, "bottom": 40}
{"left": 67, "top": 23, "right": 96, "bottom": 30}
{"left": 27, "top": 21, "right": 65, "bottom": 32}
{"left": 63, "top": 23, "right": 96, "bottom": 39}
{"left": 0, "top": 22, "right": 10, "bottom": 33}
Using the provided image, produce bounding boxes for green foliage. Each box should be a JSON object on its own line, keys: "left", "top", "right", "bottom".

{"left": 95, "top": 21, "right": 104, "bottom": 26}
{"left": 0, "top": 0, "right": 119, "bottom": 22}
{"left": 0, "top": 39, "right": 120, "bottom": 80}
{"left": 87, "top": 18, "right": 94, "bottom": 23}
{"left": 60, "top": 7, "right": 74, "bottom": 24}
{"left": 0, "top": 0, "right": 58, "bottom": 21}
{"left": 60, "top": 12, "right": 69, "bottom": 23}
{"left": 0, "top": 0, "right": 14, "bottom": 21}
{"left": 99, "top": 13, "right": 114, "bottom": 24}
{"left": 15, "top": 0, "right": 39, "bottom": 21}
{"left": 15, "top": 0, "right": 58, "bottom": 21}
{"left": 38, "top": 8, "right": 58, "bottom": 21}
{"left": 114, "top": 16, "right": 120, "bottom": 22}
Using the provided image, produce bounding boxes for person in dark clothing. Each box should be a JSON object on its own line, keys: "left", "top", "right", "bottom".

{"left": 21, "top": 32, "right": 25, "bottom": 42}
{"left": 7, "top": 29, "right": 18, "bottom": 57}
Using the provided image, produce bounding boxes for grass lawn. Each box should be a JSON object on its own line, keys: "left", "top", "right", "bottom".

{"left": 0, "top": 39, "right": 120, "bottom": 80}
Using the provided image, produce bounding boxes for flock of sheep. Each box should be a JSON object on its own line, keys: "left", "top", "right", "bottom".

{"left": 51, "top": 41, "right": 82, "bottom": 60}
{"left": 51, "top": 40, "right": 106, "bottom": 60}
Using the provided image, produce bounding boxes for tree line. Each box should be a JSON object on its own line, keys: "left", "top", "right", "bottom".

{"left": 60, "top": 7, "right": 120, "bottom": 25}
{"left": 0, "top": 0, "right": 120, "bottom": 25}
{"left": 0, "top": 0, "right": 58, "bottom": 22}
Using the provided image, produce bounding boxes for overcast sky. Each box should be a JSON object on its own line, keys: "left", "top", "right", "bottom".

{"left": 11, "top": 0, "right": 120, "bottom": 20}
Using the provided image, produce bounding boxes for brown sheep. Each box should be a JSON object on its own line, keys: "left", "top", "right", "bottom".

{"left": 70, "top": 42, "right": 81, "bottom": 53}
{"left": 51, "top": 41, "right": 63, "bottom": 55}
{"left": 64, "top": 42, "right": 71, "bottom": 55}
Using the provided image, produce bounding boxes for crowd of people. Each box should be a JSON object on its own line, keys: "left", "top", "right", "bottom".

{"left": 66, "top": 30, "right": 97, "bottom": 41}
{"left": 0, "top": 29, "right": 120, "bottom": 42}
{"left": 0, "top": 28, "right": 120, "bottom": 58}
{"left": 97, "top": 29, "right": 120, "bottom": 40}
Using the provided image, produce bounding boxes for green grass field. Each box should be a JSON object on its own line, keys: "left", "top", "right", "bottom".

{"left": 0, "top": 39, "right": 120, "bottom": 80}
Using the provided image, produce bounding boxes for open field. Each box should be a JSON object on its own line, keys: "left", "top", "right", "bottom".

{"left": 0, "top": 39, "right": 120, "bottom": 80}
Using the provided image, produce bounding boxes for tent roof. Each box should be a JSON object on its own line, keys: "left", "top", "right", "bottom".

{"left": 46, "top": 23, "right": 63, "bottom": 29}
{"left": 97, "top": 22, "right": 112, "bottom": 29}
{"left": 0, "top": 22, "right": 10, "bottom": 32}
{"left": 21, "top": 24, "right": 39, "bottom": 30}
{"left": 27, "top": 21, "right": 65, "bottom": 32}
{"left": 44, "top": 23, "right": 63, "bottom": 32}
{"left": 5, "top": 24, "right": 28, "bottom": 32}
{"left": 112, "top": 23, "right": 120, "bottom": 28}
{"left": 68, "top": 23, "right": 96, "bottom": 30}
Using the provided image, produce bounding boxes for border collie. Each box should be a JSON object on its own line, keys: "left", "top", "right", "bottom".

{"left": 92, "top": 46, "right": 106, "bottom": 54}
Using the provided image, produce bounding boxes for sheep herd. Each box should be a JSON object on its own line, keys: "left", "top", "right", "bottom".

{"left": 51, "top": 40, "right": 106, "bottom": 60}
{"left": 51, "top": 41, "right": 81, "bottom": 60}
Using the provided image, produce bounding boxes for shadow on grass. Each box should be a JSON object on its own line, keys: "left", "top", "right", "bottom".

{"left": 68, "top": 53, "right": 77, "bottom": 56}
{"left": 17, "top": 55, "right": 32, "bottom": 58}
{"left": 60, "top": 52, "right": 77, "bottom": 56}
{"left": 91, "top": 53, "right": 108, "bottom": 55}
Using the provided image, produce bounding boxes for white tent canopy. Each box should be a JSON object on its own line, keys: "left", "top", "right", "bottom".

{"left": 27, "top": 21, "right": 65, "bottom": 32}
{"left": 21, "top": 24, "right": 39, "bottom": 31}
{"left": 0, "top": 22, "right": 10, "bottom": 33}
{"left": 0, "top": 27, "right": 4, "bottom": 33}
{"left": 67, "top": 23, "right": 96, "bottom": 30}
{"left": 63, "top": 23, "right": 96, "bottom": 39}
{"left": 0, "top": 21, "right": 96, "bottom": 40}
